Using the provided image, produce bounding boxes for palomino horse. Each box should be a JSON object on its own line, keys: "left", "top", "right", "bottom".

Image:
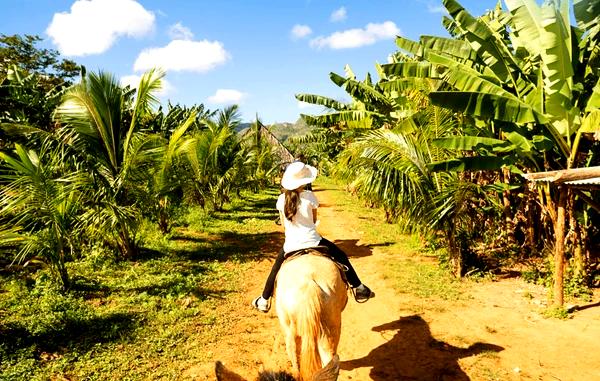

{"left": 214, "top": 251, "right": 346, "bottom": 381}
{"left": 274, "top": 252, "right": 348, "bottom": 381}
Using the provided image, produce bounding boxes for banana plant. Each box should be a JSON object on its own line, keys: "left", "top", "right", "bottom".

{"left": 382, "top": 0, "right": 599, "bottom": 175}
{"left": 379, "top": 0, "right": 599, "bottom": 303}
{"left": 296, "top": 64, "right": 416, "bottom": 131}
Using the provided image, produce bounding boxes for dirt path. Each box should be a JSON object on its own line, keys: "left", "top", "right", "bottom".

{"left": 187, "top": 185, "right": 600, "bottom": 381}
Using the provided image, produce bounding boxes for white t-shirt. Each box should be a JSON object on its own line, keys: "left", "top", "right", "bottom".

{"left": 276, "top": 190, "right": 322, "bottom": 253}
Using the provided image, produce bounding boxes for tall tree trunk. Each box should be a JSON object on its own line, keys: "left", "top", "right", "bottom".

{"left": 525, "top": 183, "right": 537, "bottom": 253}
{"left": 446, "top": 228, "right": 462, "bottom": 278}
{"left": 118, "top": 225, "right": 138, "bottom": 260}
{"left": 502, "top": 167, "right": 515, "bottom": 243}
{"left": 54, "top": 230, "right": 70, "bottom": 290}
{"left": 553, "top": 186, "right": 568, "bottom": 307}
{"left": 56, "top": 247, "right": 70, "bottom": 290}
{"left": 158, "top": 196, "right": 170, "bottom": 234}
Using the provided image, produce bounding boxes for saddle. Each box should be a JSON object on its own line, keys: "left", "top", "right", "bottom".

{"left": 283, "top": 246, "right": 349, "bottom": 286}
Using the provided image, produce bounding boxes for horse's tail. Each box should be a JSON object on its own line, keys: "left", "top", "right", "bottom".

{"left": 297, "top": 280, "right": 325, "bottom": 381}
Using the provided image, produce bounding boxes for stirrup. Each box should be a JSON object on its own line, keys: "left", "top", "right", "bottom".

{"left": 352, "top": 285, "right": 375, "bottom": 303}
{"left": 252, "top": 296, "right": 270, "bottom": 313}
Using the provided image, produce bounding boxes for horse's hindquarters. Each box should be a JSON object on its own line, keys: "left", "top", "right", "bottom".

{"left": 274, "top": 254, "right": 347, "bottom": 380}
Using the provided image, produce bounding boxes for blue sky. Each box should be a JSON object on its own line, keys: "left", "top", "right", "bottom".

{"left": 3, "top": 0, "right": 494, "bottom": 124}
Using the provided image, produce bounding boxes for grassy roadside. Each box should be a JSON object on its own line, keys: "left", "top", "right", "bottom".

{"left": 316, "top": 176, "right": 465, "bottom": 303}
{"left": 0, "top": 188, "right": 280, "bottom": 381}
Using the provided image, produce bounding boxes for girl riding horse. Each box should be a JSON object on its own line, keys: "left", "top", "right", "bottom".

{"left": 252, "top": 161, "right": 374, "bottom": 313}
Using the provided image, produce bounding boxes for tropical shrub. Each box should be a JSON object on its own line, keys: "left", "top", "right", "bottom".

{"left": 0, "top": 142, "right": 84, "bottom": 288}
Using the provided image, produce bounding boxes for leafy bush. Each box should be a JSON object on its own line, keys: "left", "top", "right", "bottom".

{"left": 1, "top": 274, "right": 93, "bottom": 337}
{"left": 522, "top": 256, "right": 593, "bottom": 302}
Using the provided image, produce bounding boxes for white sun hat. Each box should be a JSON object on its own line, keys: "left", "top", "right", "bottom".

{"left": 281, "top": 162, "right": 318, "bottom": 190}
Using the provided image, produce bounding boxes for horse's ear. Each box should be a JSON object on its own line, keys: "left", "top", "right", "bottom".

{"left": 215, "top": 361, "right": 247, "bottom": 381}
{"left": 311, "top": 354, "right": 339, "bottom": 381}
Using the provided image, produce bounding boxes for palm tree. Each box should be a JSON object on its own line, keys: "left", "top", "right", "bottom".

{"left": 0, "top": 142, "right": 84, "bottom": 288}
{"left": 149, "top": 110, "right": 198, "bottom": 233}
{"left": 186, "top": 105, "right": 245, "bottom": 211}
{"left": 54, "top": 69, "right": 164, "bottom": 259}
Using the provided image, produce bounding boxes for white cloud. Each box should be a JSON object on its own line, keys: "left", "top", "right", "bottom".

{"left": 330, "top": 6, "right": 347, "bottom": 22}
{"left": 207, "top": 89, "right": 246, "bottom": 105}
{"left": 120, "top": 74, "right": 173, "bottom": 96}
{"left": 120, "top": 75, "right": 141, "bottom": 89}
{"left": 168, "top": 22, "right": 194, "bottom": 40}
{"left": 133, "top": 39, "right": 230, "bottom": 73}
{"left": 46, "top": 0, "right": 155, "bottom": 56}
{"left": 310, "top": 21, "right": 400, "bottom": 50}
{"left": 291, "top": 24, "right": 312, "bottom": 39}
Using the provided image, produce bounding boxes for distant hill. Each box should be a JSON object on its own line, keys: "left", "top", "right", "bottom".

{"left": 266, "top": 118, "right": 313, "bottom": 143}
{"left": 235, "top": 122, "right": 252, "bottom": 133}
{"left": 236, "top": 118, "right": 314, "bottom": 144}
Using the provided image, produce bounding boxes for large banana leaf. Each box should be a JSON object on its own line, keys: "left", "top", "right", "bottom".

{"left": 427, "top": 155, "right": 511, "bottom": 172}
{"left": 395, "top": 36, "right": 422, "bottom": 56}
{"left": 429, "top": 91, "right": 572, "bottom": 156}
{"left": 344, "top": 64, "right": 357, "bottom": 80}
{"left": 580, "top": 109, "right": 600, "bottom": 132}
{"left": 429, "top": 91, "right": 543, "bottom": 123}
{"left": 540, "top": 4, "right": 574, "bottom": 121}
{"left": 504, "top": 131, "right": 534, "bottom": 154}
{"left": 381, "top": 62, "right": 442, "bottom": 79}
{"left": 301, "top": 110, "right": 384, "bottom": 127}
{"left": 432, "top": 136, "right": 509, "bottom": 150}
{"left": 504, "top": 0, "right": 544, "bottom": 58}
{"left": 585, "top": 77, "right": 600, "bottom": 112}
{"left": 379, "top": 78, "right": 430, "bottom": 93}
{"left": 442, "top": 15, "right": 461, "bottom": 37}
{"left": 295, "top": 93, "right": 348, "bottom": 111}
{"left": 419, "top": 35, "right": 478, "bottom": 61}
{"left": 443, "top": 0, "right": 520, "bottom": 83}
{"left": 329, "top": 72, "right": 392, "bottom": 111}
{"left": 574, "top": 0, "right": 600, "bottom": 29}
{"left": 426, "top": 53, "right": 515, "bottom": 97}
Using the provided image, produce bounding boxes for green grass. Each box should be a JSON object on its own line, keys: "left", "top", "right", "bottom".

{"left": 316, "top": 176, "right": 464, "bottom": 301}
{"left": 0, "top": 188, "right": 280, "bottom": 381}
{"left": 385, "top": 259, "right": 463, "bottom": 301}
{"left": 541, "top": 306, "right": 571, "bottom": 320}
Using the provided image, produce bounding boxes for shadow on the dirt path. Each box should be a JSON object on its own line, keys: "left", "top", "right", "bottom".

{"left": 333, "top": 239, "right": 393, "bottom": 258}
{"left": 341, "top": 315, "right": 504, "bottom": 381}
{"left": 568, "top": 300, "right": 600, "bottom": 313}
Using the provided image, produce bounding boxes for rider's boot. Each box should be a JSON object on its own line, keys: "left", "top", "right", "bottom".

{"left": 353, "top": 283, "right": 375, "bottom": 302}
